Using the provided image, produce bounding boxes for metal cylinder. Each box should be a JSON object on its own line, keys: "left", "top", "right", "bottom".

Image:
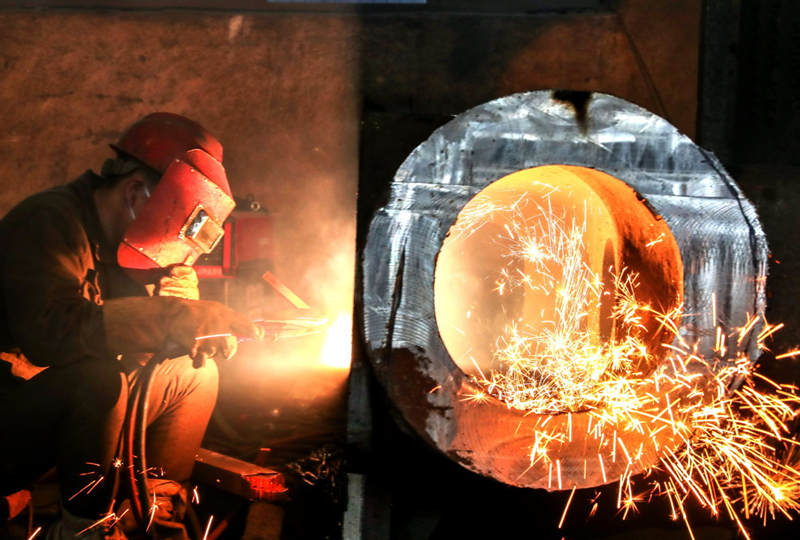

{"left": 361, "top": 91, "right": 767, "bottom": 490}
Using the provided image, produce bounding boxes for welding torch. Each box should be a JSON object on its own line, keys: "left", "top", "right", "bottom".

{"left": 194, "top": 317, "right": 328, "bottom": 344}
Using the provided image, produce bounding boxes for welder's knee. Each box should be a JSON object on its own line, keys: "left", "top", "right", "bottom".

{"left": 139, "top": 357, "right": 218, "bottom": 481}
{"left": 166, "top": 355, "right": 219, "bottom": 398}
{"left": 145, "top": 356, "right": 219, "bottom": 420}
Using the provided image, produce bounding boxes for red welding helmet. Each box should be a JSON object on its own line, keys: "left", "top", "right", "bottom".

{"left": 117, "top": 149, "right": 235, "bottom": 270}
{"left": 112, "top": 113, "right": 223, "bottom": 174}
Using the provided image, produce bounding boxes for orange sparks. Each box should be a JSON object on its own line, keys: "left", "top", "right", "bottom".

{"left": 673, "top": 483, "right": 696, "bottom": 540}
{"left": 556, "top": 459, "right": 563, "bottom": 490}
{"left": 460, "top": 389, "right": 490, "bottom": 403}
{"left": 203, "top": 516, "right": 214, "bottom": 540}
{"left": 598, "top": 453, "right": 607, "bottom": 484}
{"left": 76, "top": 513, "right": 117, "bottom": 536}
{"left": 738, "top": 313, "right": 760, "bottom": 346}
{"left": 147, "top": 490, "right": 158, "bottom": 531}
{"left": 69, "top": 475, "right": 104, "bottom": 501}
{"left": 645, "top": 233, "right": 665, "bottom": 247}
{"left": 758, "top": 322, "right": 785, "bottom": 343}
{"left": 452, "top": 190, "right": 800, "bottom": 538}
{"left": 558, "top": 485, "right": 577, "bottom": 528}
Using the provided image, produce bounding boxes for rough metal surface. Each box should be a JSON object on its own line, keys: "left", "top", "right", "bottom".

{"left": 194, "top": 448, "right": 287, "bottom": 501}
{"left": 362, "top": 91, "right": 768, "bottom": 489}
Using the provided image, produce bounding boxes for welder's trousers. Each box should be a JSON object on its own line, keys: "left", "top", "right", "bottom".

{"left": 0, "top": 356, "right": 218, "bottom": 518}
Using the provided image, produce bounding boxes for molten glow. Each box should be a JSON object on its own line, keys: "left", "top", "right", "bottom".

{"left": 448, "top": 188, "right": 800, "bottom": 537}
{"left": 320, "top": 313, "right": 352, "bottom": 369}
{"left": 468, "top": 196, "right": 668, "bottom": 415}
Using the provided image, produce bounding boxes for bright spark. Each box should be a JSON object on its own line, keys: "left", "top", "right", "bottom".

{"left": 451, "top": 190, "right": 800, "bottom": 538}
{"left": 645, "top": 233, "right": 665, "bottom": 248}
{"left": 558, "top": 485, "right": 577, "bottom": 528}
{"left": 203, "top": 516, "right": 214, "bottom": 540}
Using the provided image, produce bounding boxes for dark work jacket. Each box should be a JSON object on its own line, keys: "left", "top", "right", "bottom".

{"left": 0, "top": 172, "right": 147, "bottom": 393}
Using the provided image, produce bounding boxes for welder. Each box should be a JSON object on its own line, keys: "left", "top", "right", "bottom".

{"left": 0, "top": 113, "right": 261, "bottom": 539}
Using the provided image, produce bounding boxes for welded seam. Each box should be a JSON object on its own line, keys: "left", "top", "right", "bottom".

{"left": 381, "top": 244, "right": 406, "bottom": 365}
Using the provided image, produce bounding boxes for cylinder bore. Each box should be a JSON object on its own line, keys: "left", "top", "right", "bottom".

{"left": 419, "top": 165, "right": 689, "bottom": 490}
{"left": 362, "top": 91, "right": 767, "bottom": 491}
{"left": 434, "top": 165, "right": 683, "bottom": 415}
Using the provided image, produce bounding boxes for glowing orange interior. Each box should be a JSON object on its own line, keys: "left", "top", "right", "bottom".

{"left": 434, "top": 165, "right": 683, "bottom": 404}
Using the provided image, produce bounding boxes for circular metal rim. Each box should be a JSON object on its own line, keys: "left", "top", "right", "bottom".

{"left": 361, "top": 90, "right": 768, "bottom": 490}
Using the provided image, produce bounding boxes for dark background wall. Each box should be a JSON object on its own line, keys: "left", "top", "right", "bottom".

{"left": 728, "top": 1, "right": 800, "bottom": 367}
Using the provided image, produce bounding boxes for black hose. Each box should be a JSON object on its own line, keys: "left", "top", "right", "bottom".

{"left": 124, "top": 357, "right": 161, "bottom": 533}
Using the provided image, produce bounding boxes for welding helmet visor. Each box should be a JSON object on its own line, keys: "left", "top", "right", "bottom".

{"left": 117, "top": 148, "right": 235, "bottom": 270}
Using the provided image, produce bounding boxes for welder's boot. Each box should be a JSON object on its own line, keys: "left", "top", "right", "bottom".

{"left": 114, "top": 481, "right": 190, "bottom": 540}
{"left": 44, "top": 506, "right": 127, "bottom": 540}
{"left": 148, "top": 479, "right": 188, "bottom": 523}
{"left": 147, "top": 480, "right": 190, "bottom": 540}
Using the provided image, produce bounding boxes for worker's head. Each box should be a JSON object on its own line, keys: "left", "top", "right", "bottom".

{"left": 97, "top": 153, "right": 160, "bottom": 228}
{"left": 96, "top": 113, "right": 235, "bottom": 272}
{"left": 110, "top": 112, "right": 223, "bottom": 174}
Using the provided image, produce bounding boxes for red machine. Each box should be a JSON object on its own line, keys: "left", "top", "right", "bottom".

{"left": 194, "top": 205, "right": 275, "bottom": 280}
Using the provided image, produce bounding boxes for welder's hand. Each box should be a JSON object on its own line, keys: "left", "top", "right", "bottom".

{"left": 0, "top": 350, "right": 45, "bottom": 381}
{"left": 191, "top": 334, "right": 239, "bottom": 367}
{"left": 167, "top": 299, "right": 264, "bottom": 363}
{"left": 104, "top": 297, "right": 264, "bottom": 362}
{"left": 155, "top": 265, "right": 199, "bottom": 300}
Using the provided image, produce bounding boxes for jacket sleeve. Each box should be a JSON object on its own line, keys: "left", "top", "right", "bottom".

{"left": 1, "top": 201, "right": 112, "bottom": 367}
{"left": 1, "top": 197, "right": 259, "bottom": 366}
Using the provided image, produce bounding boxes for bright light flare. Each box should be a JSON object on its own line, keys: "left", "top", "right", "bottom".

{"left": 477, "top": 199, "right": 668, "bottom": 415}
{"left": 320, "top": 313, "right": 352, "bottom": 369}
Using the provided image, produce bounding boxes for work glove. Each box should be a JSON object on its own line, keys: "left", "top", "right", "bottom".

{"left": 155, "top": 265, "right": 199, "bottom": 300}
{"left": 113, "top": 481, "right": 188, "bottom": 539}
{"left": 0, "top": 350, "right": 45, "bottom": 380}
{"left": 169, "top": 300, "right": 255, "bottom": 364}
{"left": 104, "top": 297, "right": 263, "bottom": 363}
